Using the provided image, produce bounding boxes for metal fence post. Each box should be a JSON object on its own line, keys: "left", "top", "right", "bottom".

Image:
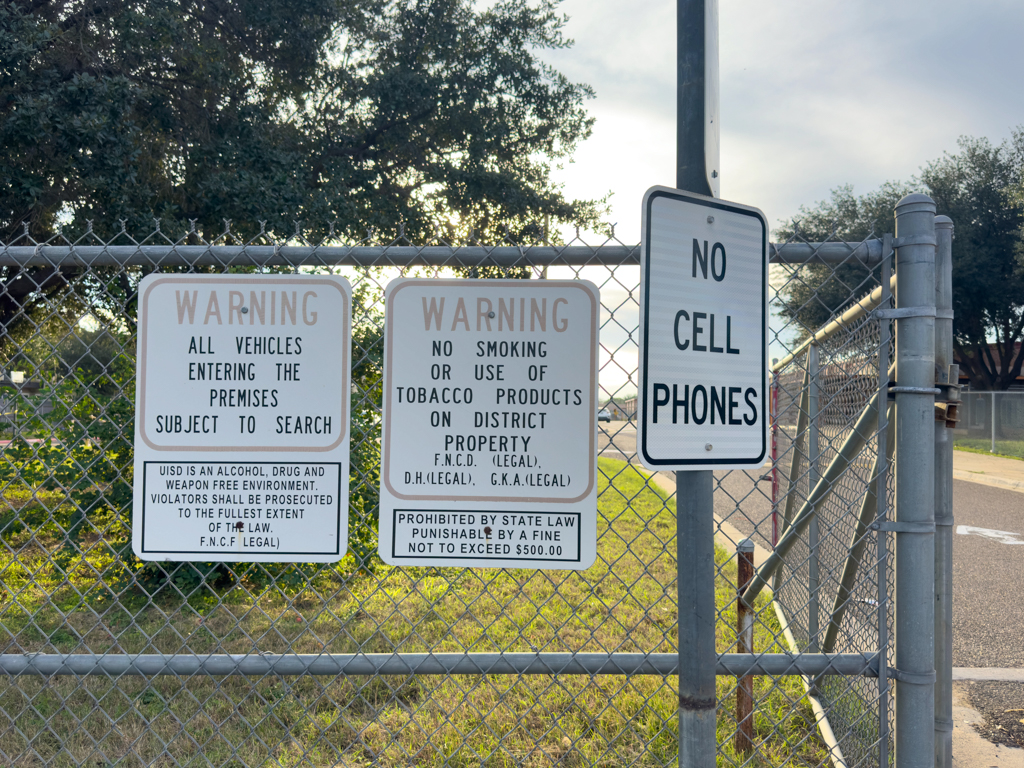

{"left": 808, "top": 343, "right": 821, "bottom": 650}
{"left": 934, "top": 215, "right": 954, "bottom": 768}
{"left": 735, "top": 538, "right": 756, "bottom": 754}
{"left": 771, "top": 369, "right": 780, "bottom": 547}
{"left": 893, "top": 193, "right": 937, "bottom": 768}
{"left": 676, "top": 1, "right": 718, "bottom": 764}
{"left": 678, "top": 469, "right": 717, "bottom": 767}
{"left": 877, "top": 232, "right": 894, "bottom": 768}
{"left": 991, "top": 392, "right": 996, "bottom": 452}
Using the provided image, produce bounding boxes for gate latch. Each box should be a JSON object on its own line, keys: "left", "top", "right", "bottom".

{"left": 934, "top": 364, "right": 961, "bottom": 428}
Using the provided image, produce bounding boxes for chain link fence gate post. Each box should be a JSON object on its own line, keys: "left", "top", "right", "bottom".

{"left": 934, "top": 214, "right": 956, "bottom": 768}
{"left": 893, "top": 193, "right": 937, "bottom": 768}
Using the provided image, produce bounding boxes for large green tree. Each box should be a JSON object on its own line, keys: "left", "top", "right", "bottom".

{"left": 0, "top": 0, "right": 601, "bottom": 590}
{"left": 776, "top": 132, "right": 1024, "bottom": 390}
{"left": 0, "top": 0, "right": 599, "bottom": 339}
{"left": 1, "top": 0, "right": 597, "bottom": 240}
{"left": 923, "top": 133, "right": 1024, "bottom": 390}
{"left": 773, "top": 180, "right": 918, "bottom": 339}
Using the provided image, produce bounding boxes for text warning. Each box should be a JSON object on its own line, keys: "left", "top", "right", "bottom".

{"left": 390, "top": 510, "right": 581, "bottom": 563}
{"left": 378, "top": 278, "right": 598, "bottom": 570}
{"left": 131, "top": 274, "right": 352, "bottom": 563}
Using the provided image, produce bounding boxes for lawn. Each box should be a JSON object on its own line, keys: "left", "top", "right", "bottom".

{"left": 0, "top": 458, "right": 827, "bottom": 767}
{"left": 954, "top": 437, "right": 1024, "bottom": 460}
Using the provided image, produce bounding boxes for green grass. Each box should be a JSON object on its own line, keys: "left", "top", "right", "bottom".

{"left": 954, "top": 437, "right": 1024, "bottom": 460}
{"left": 0, "top": 458, "right": 827, "bottom": 767}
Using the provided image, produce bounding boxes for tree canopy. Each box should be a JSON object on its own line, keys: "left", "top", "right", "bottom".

{"left": 1, "top": 0, "right": 599, "bottom": 242}
{"left": 775, "top": 131, "right": 1024, "bottom": 390}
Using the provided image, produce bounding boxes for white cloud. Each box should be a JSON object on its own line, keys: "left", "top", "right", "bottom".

{"left": 542, "top": 0, "right": 1024, "bottom": 241}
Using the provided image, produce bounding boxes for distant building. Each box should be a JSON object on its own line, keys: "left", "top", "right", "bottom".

{"left": 604, "top": 397, "right": 636, "bottom": 421}
{"left": 954, "top": 343, "right": 1024, "bottom": 391}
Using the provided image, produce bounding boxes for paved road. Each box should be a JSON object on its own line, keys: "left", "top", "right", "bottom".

{"left": 600, "top": 420, "right": 1024, "bottom": 667}
{"left": 949, "top": 480, "right": 1024, "bottom": 668}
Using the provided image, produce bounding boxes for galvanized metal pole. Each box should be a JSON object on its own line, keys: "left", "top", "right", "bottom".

{"left": 877, "top": 232, "right": 893, "bottom": 768}
{"left": 807, "top": 343, "right": 821, "bottom": 650}
{"left": 677, "top": 1, "right": 717, "bottom": 198}
{"left": 893, "top": 194, "right": 937, "bottom": 768}
{"left": 934, "top": 215, "right": 954, "bottom": 768}
{"left": 677, "top": 2, "right": 718, "bottom": 766}
{"left": 677, "top": 470, "right": 717, "bottom": 767}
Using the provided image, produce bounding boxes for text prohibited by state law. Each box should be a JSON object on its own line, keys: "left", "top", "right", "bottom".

{"left": 131, "top": 274, "right": 352, "bottom": 562}
{"left": 639, "top": 186, "right": 768, "bottom": 469}
{"left": 378, "top": 279, "right": 599, "bottom": 569}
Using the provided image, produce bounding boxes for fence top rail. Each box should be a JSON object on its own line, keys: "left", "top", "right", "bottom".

{"left": 0, "top": 651, "right": 880, "bottom": 677}
{"left": 0, "top": 240, "right": 883, "bottom": 268}
{"left": 773, "top": 273, "right": 897, "bottom": 372}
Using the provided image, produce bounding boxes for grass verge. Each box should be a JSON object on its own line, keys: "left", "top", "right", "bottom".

{"left": 954, "top": 439, "right": 1024, "bottom": 461}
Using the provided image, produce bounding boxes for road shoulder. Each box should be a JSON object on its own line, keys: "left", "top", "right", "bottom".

{"left": 955, "top": 450, "right": 1024, "bottom": 493}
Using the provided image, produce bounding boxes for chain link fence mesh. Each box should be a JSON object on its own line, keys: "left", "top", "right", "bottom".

{"left": 955, "top": 391, "right": 1024, "bottom": 459}
{"left": 0, "top": 223, "right": 893, "bottom": 767}
{"left": 769, "top": 233, "right": 894, "bottom": 768}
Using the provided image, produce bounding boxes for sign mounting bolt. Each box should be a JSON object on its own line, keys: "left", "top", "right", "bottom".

{"left": 241, "top": 306, "right": 249, "bottom": 314}
{"left": 705, "top": 443, "right": 713, "bottom": 451}
{"left": 707, "top": 216, "right": 714, "bottom": 224}
{"left": 488, "top": 311, "right": 495, "bottom": 319}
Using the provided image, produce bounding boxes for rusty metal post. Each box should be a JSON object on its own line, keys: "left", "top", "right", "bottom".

{"left": 771, "top": 369, "right": 780, "bottom": 546}
{"left": 807, "top": 343, "right": 821, "bottom": 649}
{"left": 735, "top": 539, "right": 756, "bottom": 754}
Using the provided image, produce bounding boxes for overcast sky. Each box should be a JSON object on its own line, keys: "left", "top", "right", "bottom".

{"left": 538, "top": 0, "right": 1024, "bottom": 396}
{"left": 543, "top": 0, "right": 1024, "bottom": 243}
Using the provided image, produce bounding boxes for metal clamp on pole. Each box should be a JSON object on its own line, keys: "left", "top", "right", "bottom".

{"left": 889, "top": 668, "right": 937, "bottom": 685}
{"left": 935, "top": 363, "right": 962, "bottom": 428}
{"left": 873, "top": 307, "right": 951, "bottom": 320}
{"left": 888, "top": 385, "right": 941, "bottom": 397}
{"left": 871, "top": 522, "right": 936, "bottom": 534}
{"left": 892, "top": 234, "right": 937, "bottom": 248}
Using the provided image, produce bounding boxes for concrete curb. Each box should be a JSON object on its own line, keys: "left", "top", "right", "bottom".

{"left": 953, "top": 469, "right": 1024, "bottom": 494}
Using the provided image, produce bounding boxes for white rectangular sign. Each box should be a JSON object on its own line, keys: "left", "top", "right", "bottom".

{"left": 132, "top": 274, "right": 351, "bottom": 562}
{"left": 378, "top": 278, "right": 599, "bottom": 569}
{"left": 639, "top": 186, "right": 768, "bottom": 469}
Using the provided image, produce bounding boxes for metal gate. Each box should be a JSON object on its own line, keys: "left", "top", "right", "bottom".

{"left": 0, "top": 195, "right": 953, "bottom": 766}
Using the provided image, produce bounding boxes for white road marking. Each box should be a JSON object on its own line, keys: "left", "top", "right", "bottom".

{"left": 955, "top": 525, "right": 1024, "bottom": 545}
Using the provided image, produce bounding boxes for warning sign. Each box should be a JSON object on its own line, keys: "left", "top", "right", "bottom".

{"left": 378, "top": 278, "right": 598, "bottom": 569}
{"left": 131, "top": 274, "right": 351, "bottom": 562}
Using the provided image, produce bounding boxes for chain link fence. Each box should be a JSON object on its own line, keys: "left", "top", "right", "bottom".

{"left": 0, "top": 221, "right": 939, "bottom": 767}
{"left": 955, "top": 390, "right": 1024, "bottom": 458}
{"left": 770, "top": 255, "right": 894, "bottom": 768}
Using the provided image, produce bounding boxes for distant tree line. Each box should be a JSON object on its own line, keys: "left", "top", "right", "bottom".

{"left": 776, "top": 130, "right": 1024, "bottom": 391}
